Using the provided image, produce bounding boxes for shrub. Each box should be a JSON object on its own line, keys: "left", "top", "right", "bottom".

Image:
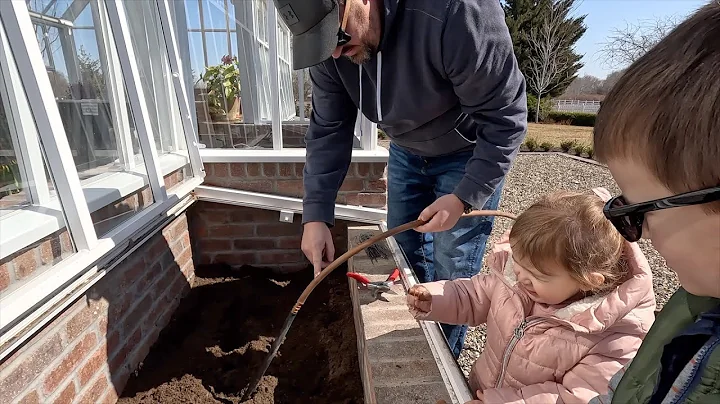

{"left": 546, "top": 112, "right": 596, "bottom": 127}
{"left": 539, "top": 142, "right": 553, "bottom": 151}
{"left": 587, "top": 147, "right": 594, "bottom": 159}
{"left": 560, "top": 140, "right": 577, "bottom": 153}
{"left": 524, "top": 137, "right": 538, "bottom": 151}
{"left": 527, "top": 93, "right": 552, "bottom": 123}
{"left": 377, "top": 128, "right": 388, "bottom": 139}
{"left": 573, "top": 144, "right": 588, "bottom": 156}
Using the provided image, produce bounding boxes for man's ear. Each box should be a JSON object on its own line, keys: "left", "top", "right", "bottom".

{"left": 583, "top": 272, "right": 606, "bottom": 290}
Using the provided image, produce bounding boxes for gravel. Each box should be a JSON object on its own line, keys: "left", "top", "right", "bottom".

{"left": 455, "top": 153, "right": 679, "bottom": 377}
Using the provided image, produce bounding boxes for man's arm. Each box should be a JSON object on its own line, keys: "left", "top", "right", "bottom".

{"left": 302, "top": 62, "right": 357, "bottom": 226}
{"left": 442, "top": 0, "right": 528, "bottom": 209}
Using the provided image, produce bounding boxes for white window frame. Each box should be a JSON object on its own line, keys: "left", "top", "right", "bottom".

{"left": 180, "top": 0, "right": 381, "bottom": 153}
{"left": 0, "top": 0, "right": 204, "bottom": 348}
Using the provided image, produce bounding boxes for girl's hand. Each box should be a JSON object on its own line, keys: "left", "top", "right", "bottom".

{"left": 464, "top": 390, "right": 484, "bottom": 403}
{"left": 407, "top": 284, "right": 432, "bottom": 314}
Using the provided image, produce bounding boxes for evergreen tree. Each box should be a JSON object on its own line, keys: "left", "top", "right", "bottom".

{"left": 503, "top": 0, "right": 586, "bottom": 98}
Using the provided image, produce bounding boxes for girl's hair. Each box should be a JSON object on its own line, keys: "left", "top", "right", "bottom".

{"left": 509, "top": 190, "right": 628, "bottom": 294}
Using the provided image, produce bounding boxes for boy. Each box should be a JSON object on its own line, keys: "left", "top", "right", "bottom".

{"left": 589, "top": 2, "right": 720, "bottom": 403}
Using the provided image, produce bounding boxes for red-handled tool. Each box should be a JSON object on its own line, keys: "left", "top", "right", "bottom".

{"left": 347, "top": 267, "right": 402, "bottom": 301}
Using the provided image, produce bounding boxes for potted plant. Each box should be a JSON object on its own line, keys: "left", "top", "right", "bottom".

{"left": 199, "top": 55, "right": 242, "bottom": 121}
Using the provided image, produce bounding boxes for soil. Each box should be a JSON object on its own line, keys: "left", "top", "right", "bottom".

{"left": 118, "top": 264, "right": 364, "bottom": 404}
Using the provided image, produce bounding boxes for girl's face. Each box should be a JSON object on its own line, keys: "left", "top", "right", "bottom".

{"left": 512, "top": 255, "right": 586, "bottom": 305}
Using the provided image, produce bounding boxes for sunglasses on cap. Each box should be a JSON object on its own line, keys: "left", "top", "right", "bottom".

{"left": 603, "top": 186, "right": 720, "bottom": 242}
{"left": 336, "top": 0, "right": 351, "bottom": 47}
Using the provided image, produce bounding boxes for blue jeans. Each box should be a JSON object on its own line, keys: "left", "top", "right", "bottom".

{"left": 387, "top": 142, "right": 503, "bottom": 358}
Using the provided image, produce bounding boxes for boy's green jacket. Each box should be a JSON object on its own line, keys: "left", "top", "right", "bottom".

{"left": 592, "top": 287, "right": 720, "bottom": 404}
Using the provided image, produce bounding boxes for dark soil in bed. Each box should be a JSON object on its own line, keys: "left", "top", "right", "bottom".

{"left": 118, "top": 264, "right": 364, "bottom": 404}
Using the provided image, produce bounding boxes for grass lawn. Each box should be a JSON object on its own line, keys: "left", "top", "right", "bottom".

{"left": 527, "top": 123, "right": 593, "bottom": 147}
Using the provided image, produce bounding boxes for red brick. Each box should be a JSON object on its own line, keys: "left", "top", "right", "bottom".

{"left": 13, "top": 248, "right": 38, "bottom": 280}
{"left": 355, "top": 163, "right": 371, "bottom": 177}
{"left": 200, "top": 209, "right": 229, "bottom": 224}
{"left": 335, "top": 194, "right": 347, "bottom": 204}
{"left": 213, "top": 252, "right": 256, "bottom": 266}
{"left": 240, "top": 180, "right": 273, "bottom": 193}
{"left": 43, "top": 333, "right": 97, "bottom": 394}
{"left": 365, "top": 179, "right": 387, "bottom": 192}
{"left": 275, "top": 237, "right": 302, "bottom": 249}
{"left": 181, "top": 260, "right": 194, "bottom": 278}
{"left": 121, "top": 294, "right": 152, "bottom": 338}
{"left": 275, "top": 179, "right": 304, "bottom": 196}
{"left": 199, "top": 239, "right": 233, "bottom": 252}
{"left": 79, "top": 343, "right": 108, "bottom": 387}
{"left": 106, "top": 330, "right": 121, "bottom": 358}
{"left": 17, "top": 390, "right": 40, "bottom": 404}
{"left": 339, "top": 179, "right": 366, "bottom": 192}
{"left": 209, "top": 224, "right": 255, "bottom": 238}
{"left": 277, "top": 163, "right": 295, "bottom": 177}
{"left": 246, "top": 163, "right": 261, "bottom": 177}
{"left": 294, "top": 162, "right": 305, "bottom": 177}
{"left": 0, "top": 262, "right": 10, "bottom": 291}
{"left": 229, "top": 208, "right": 276, "bottom": 222}
{"left": 0, "top": 331, "right": 63, "bottom": 403}
{"left": 346, "top": 193, "right": 387, "bottom": 207}
{"left": 162, "top": 214, "right": 188, "bottom": 241}
{"left": 77, "top": 374, "right": 109, "bottom": 404}
{"left": 54, "top": 383, "right": 75, "bottom": 404}
{"left": 262, "top": 162, "right": 278, "bottom": 177}
{"left": 212, "top": 163, "right": 229, "bottom": 177}
{"left": 234, "top": 239, "right": 275, "bottom": 250}
{"left": 101, "top": 388, "right": 120, "bottom": 404}
{"left": 256, "top": 223, "right": 302, "bottom": 237}
{"left": 371, "top": 162, "right": 387, "bottom": 177}
{"left": 257, "top": 250, "right": 307, "bottom": 264}
{"left": 229, "top": 163, "right": 246, "bottom": 177}
{"left": 175, "top": 247, "right": 192, "bottom": 269}
{"left": 66, "top": 303, "right": 98, "bottom": 342}
{"left": 109, "top": 327, "right": 141, "bottom": 374}
{"left": 39, "top": 238, "right": 62, "bottom": 265}
{"left": 59, "top": 231, "right": 73, "bottom": 254}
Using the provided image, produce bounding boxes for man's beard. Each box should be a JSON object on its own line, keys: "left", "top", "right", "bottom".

{"left": 345, "top": 43, "right": 376, "bottom": 65}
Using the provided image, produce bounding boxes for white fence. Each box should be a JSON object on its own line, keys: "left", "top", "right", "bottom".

{"left": 552, "top": 99, "right": 601, "bottom": 114}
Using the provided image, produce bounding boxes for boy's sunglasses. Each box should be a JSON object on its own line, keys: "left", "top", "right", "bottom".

{"left": 603, "top": 186, "right": 720, "bottom": 242}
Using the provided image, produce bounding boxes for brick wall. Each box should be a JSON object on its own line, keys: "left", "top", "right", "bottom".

{"left": 188, "top": 203, "right": 354, "bottom": 272}
{"left": 0, "top": 212, "right": 195, "bottom": 404}
{"left": 202, "top": 161, "right": 387, "bottom": 208}
{"left": 0, "top": 168, "right": 189, "bottom": 294}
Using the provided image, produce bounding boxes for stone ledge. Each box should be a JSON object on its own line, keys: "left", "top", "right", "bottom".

{"left": 348, "top": 226, "right": 458, "bottom": 404}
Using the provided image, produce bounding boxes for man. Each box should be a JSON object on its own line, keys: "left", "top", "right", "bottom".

{"left": 274, "top": 0, "right": 527, "bottom": 357}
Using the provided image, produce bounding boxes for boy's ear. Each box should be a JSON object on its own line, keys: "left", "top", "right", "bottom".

{"left": 584, "top": 272, "right": 606, "bottom": 290}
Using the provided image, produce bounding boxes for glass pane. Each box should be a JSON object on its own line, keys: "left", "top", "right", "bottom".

{"left": 123, "top": 0, "right": 194, "bottom": 191}
{"left": 1, "top": 21, "right": 77, "bottom": 295}
{"left": 185, "top": 0, "right": 201, "bottom": 29}
{"left": 201, "top": 0, "right": 228, "bottom": 30}
{"left": 27, "top": 1, "right": 155, "bottom": 237}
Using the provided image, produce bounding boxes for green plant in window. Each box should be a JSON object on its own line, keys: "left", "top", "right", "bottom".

{"left": 0, "top": 159, "right": 21, "bottom": 197}
{"left": 200, "top": 55, "right": 242, "bottom": 119}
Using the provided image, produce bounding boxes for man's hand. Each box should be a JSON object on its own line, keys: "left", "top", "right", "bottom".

{"left": 407, "top": 284, "right": 432, "bottom": 314}
{"left": 415, "top": 194, "right": 466, "bottom": 233}
{"left": 301, "top": 222, "right": 335, "bottom": 277}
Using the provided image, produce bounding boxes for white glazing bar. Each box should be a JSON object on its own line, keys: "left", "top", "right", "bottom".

{"left": 361, "top": 116, "right": 377, "bottom": 151}
{"left": 104, "top": 0, "right": 167, "bottom": 201}
{"left": 157, "top": 0, "right": 205, "bottom": 176}
{"left": 91, "top": 0, "right": 134, "bottom": 170}
{"left": 0, "top": 25, "right": 50, "bottom": 205}
{"left": 297, "top": 69, "right": 305, "bottom": 120}
{"left": 167, "top": 0, "right": 196, "bottom": 133}
{"left": 266, "top": 0, "right": 283, "bottom": 149}
{"left": 233, "top": 0, "right": 259, "bottom": 123}
{"left": 0, "top": 0, "right": 97, "bottom": 251}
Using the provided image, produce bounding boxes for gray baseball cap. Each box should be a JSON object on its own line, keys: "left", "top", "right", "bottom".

{"left": 273, "top": 0, "right": 340, "bottom": 69}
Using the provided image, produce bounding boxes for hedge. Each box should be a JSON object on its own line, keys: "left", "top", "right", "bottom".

{"left": 546, "top": 111, "right": 596, "bottom": 127}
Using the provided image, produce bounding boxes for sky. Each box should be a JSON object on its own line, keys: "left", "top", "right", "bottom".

{"left": 572, "top": 0, "right": 709, "bottom": 79}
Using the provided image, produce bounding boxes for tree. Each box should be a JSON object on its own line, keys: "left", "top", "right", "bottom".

{"left": 599, "top": 16, "right": 678, "bottom": 69}
{"left": 504, "top": 0, "right": 587, "bottom": 98}
{"left": 524, "top": 0, "right": 579, "bottom": 122}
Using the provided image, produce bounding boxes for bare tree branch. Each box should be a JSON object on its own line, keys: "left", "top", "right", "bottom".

{"left": 598, "top": 16, "right": 679, "bottom": 69}
{"left": 525, "top": 0, "right": 576, "bottom": 122}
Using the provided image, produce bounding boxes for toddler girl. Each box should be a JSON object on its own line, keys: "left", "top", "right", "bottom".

{"left": 407, "top": 188, "right": 656, "bottom": 403}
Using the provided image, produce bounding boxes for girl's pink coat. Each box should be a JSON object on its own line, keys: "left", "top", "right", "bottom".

{"left": 407, "top": 232, "right": 656, "bottom": 403}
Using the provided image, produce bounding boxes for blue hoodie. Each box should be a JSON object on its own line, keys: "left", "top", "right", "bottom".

{"left": 302, "top": 0, "right": 528, "bottom": 225}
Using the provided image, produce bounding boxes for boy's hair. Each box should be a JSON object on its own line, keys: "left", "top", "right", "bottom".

{"left": 509, "top": 191, "right": 627, "bottom": 293}
{"left": 593, "top": 1, "right": 720, "bottom": 212}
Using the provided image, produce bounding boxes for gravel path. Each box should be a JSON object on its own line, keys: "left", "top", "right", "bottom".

{"left": 452, "top": 153, "right": 679, "bottom": 377}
